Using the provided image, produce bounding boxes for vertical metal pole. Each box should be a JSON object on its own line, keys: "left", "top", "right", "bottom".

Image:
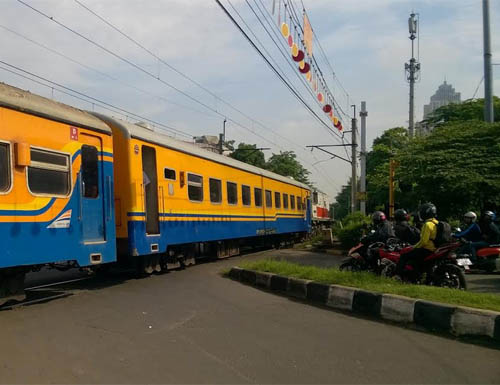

{"left": 359, "top": 102, "right": 367, "bottom": 215}
{"left": 351, "top": 106, "right": 358, "bottom": 214}
{"left": 483, "top": 0, "right": 494, "bottom": 123}
{"left": 409, "top": 60, "right": 415, "bottom": 136}
{"left": 220, "top": 119, "right": 227, "bottom": 154}
{"left": 389, "top": 159, "right": 395, "bottom": 219}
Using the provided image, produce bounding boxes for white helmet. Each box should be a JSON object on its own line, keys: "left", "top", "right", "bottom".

{"left": 464, "top": 211, "right": 477, "bottom": 222}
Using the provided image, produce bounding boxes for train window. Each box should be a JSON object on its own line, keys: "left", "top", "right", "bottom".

{"left": 28, "top": 148, "right": 70, "bottom": 196}
{"left": 187, "top": 173, "right": 203, "bottom": 202}
{"left": 242, "top": 185, "right": 251, "bottom": 206}
{"left": 0, "top": 143, "right": 11, "bottom": 192}
{"left": 290, "top": 194, "right": 295, "bottom": 210}
{"left": 303, "top": 198, "right": 307, "bottom": 211}
{"left": 227, "top": 182, "right": 237, "bottom": 205}
{"left": 313, "top": 191, "right": 318, "bottom": 205}
{"left": 274, "top": 192, "right": 281, "bottom": 209}
{"left": 81, "top": 145, "right": 99, "bottom": 199}
{"left": 283, "top": 193, "right": 289, "bottom": 209}
{"left": 254, "top": 187, "right": 262, "bottom": 207}
{"left": 209, "top": 178, "right": 222, "bottom": 204}
{"left": 265, "top": 190, "right": 272, "bottom": 208}
{"left": 297, "top": 196, "right": 302, "bottom": 211}
{"left": 164, "top": 168, "right": 176, "bottom": 181}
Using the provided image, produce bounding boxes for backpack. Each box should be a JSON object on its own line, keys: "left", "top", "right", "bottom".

{"left": 433, "top": 221, "right": 452, "bottom": 247}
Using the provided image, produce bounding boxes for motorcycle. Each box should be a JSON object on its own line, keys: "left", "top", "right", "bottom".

{"left": 378, "top": 241, "right": 470, "bottom": 290}
{"left": 458, "top": 244, "right": 500, "bottom": 273}
{"left": 339, "top": 237, "right": 407, "bottom": 274}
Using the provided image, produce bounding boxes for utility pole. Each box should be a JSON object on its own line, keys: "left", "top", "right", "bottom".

{"left": 351, "top": 105, "right": 358, "bottom": 214}
{"left": 219, "top": 118, "right": 227, "bottom": 154}
{"left": 359, "top": 101, "right": 368, "bottom": 215}
{"left": 483, "top": 0, "right": 494, "bottom": 123}
{"left": 389, "top": 159, "right": 396, "bottom": 219}
{"left": 405, "top": 13, "right": 421, "bottom": 137}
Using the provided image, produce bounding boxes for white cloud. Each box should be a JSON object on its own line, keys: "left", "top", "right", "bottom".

{"left": 0, "top": 0, "right": 498, "bottom": 202}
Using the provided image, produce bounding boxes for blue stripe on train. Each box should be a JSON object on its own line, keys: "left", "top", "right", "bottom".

{"left": 0, "top": 161, "right": 116, "bottom": 269}
{"left": 126, "top": 217, "right": 308, "bottom": 256}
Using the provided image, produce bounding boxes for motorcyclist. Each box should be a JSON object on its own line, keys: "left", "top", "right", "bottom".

{"left": 453, "top": 211, "right": 482, "bottom": 242}
{"left": 394, "top": 209, "right": 420, "bottom": 244}
{"left": 480, "top": 211, "right": 500, "bottom": 245}
{"left": 361, "top": 211, "right": 395, "bottom": 268}
{"left": 395, "top": 203, "right": 438, "bottom": 277}
{"left": 461, "top": 211, "right": 500, "bottom": 263}
{"left": 362, "top": 211, "right": 395, "bottom": 246}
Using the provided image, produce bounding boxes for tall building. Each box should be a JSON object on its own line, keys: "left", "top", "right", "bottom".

{"left": 423, "top": 81, "right": 461, "bottom": 120}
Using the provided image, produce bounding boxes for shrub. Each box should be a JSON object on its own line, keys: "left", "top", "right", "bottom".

{"left": 333, "top": 212, "right": 371, "bottom": 249}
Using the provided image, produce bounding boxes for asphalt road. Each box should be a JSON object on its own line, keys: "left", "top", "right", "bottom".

{"left": 1, "top": 249, "right": 500, "bottom": 384}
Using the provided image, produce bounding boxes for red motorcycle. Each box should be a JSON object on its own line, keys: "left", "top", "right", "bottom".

{"left": 339, "top": 238, "right": 406, "bottom": 273}
{"left": 474, "top": 245, "right": 500, "bottom": 272}
{"left": 377, "top": 242, "right": 469, "bottom": 290}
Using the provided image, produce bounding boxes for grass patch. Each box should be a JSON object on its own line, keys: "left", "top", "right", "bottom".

{"left": 239, "top": 259, "right": 500, "bottom": 313}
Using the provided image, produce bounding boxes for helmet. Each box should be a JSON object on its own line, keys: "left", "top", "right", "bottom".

{"left": 419, "top": 203, "right": 437, "bottom": 220}
{"left": 483, "top": 211, "right": 496, "bottom": 223}
{"left": 394, "top": 209, "right": 409, "bottom": 222}
{"left": 372, "top": 211, "right": 386, "bottom": 225}
{"left": 463, "top": 211, "right": 477, "bottom": 222}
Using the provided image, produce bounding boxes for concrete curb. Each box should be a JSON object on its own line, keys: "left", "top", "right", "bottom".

{"left": 229, "top": 267, "right": 500, "bottom": 343}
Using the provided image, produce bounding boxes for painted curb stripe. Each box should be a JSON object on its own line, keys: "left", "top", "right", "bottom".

{"left": 230, "top": 268, "right": 500, "bottom": 343}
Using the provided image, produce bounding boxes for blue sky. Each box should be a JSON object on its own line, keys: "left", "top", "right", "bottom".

{"left": 0, "top": 0, "right": 498, "bottom": 200}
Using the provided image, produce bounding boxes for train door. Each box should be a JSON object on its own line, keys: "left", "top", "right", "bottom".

{"left": 80, "top": 134, "right": 105, "bottom": 242}
{"left": 142, "top": 145, "right": 159, "bottom": 235}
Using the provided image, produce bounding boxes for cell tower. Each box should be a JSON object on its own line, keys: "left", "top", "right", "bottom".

{"left": 405, "top": 13, "right": 421, "bottom": 137}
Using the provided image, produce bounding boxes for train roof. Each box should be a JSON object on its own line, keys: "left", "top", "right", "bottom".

{"left": 0, "top": 83, "right": 111, "bottom": 134}
{"left": 94, "top": 113, "right": 311, "bottom": 190}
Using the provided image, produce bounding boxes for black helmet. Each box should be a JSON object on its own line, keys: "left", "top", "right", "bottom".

{"left": 372, "top": 211, "right": 387, "bottom": 225}
{"left": 419, "top": 203, "right": 437, "bottom": 220}
{"left": 394, "top": 209, "right": 409, "bottom": 222}
{"left": 483, "top": 211, "right": 496, "bottom": 223}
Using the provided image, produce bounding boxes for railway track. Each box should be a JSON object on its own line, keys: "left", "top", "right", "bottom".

{"left": 0, "top": 276, "right": 93, "bottom": 310}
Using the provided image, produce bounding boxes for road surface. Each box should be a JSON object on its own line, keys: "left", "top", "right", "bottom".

{"left": 1, "top": 249, "right": 499, "bottom": 384}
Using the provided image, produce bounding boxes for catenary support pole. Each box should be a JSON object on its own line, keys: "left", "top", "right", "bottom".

{"left": 351, "top": 106, "right": 358, "bottom": 214}
{"left": 359, "top": 102, "right": 367, "bottom": 215}
{"left": 483, "top": 0, "right": 494, "bottom": 123}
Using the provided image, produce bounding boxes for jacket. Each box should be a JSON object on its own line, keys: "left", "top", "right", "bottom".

{"left": 453, "top": 223, "right": 482, "bottom": 242}
{"left": 415, "top": 218, "right": 438, "bottom": 251}
{"left": 394, "top": 221, "right": 420, "bottom": 244}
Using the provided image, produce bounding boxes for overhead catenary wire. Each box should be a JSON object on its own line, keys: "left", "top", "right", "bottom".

{"left": 72, "top": 0, "right": 347, "bottom": 187}
{"left": 248, "top": 0, "right": 344, "bottom": 142}
{"left": 0, "top": 24, "right": 222, "bottom": 120}
{"left": 250, "top": 0, "right": 351, "bottom": 161}
{"left": 214, "top": 0, "right": 345, "bottom": 141}
{"left": 0, "top": 61, "right": 194, "bottom": 139}
{"left": 15, "top": 0, "right": 344, "bottom": 192}
{"left": 73, "top": 0, "right": 340, "bottom": 154}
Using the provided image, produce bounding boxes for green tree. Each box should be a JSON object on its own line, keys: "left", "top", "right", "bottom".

{"left": 424, "top": 97, "right": 500, "bottom": 127}
{"left": 366, "top": 127, "right": 410, "bottom": 213}
{"left": 266, "top": 151, "right": 311, "bottom": 185}
{"left": 229, "top": 143, "right": 266, "bottom": 168}
{"left": 331, "top": 182, "right": 352, "bottom": 221}
{"left": 397, "top": 120, "right": 500, "bottom": 219}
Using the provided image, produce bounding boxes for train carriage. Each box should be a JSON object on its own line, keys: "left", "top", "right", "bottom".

{"left": 0, "top": 83, "right": 116, "bottom": 301}
{"left": 0, "top": 82, "right": 312, "bottom": 303}
{"left": 96, "top": 114, "right": 311, "bottom": 273}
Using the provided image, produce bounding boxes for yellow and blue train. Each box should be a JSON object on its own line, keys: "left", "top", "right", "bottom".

{"left": 0, "top": 83, "right": 311, "bottom": 301}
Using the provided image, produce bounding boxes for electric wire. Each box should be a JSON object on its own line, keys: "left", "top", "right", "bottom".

{"left": 73, "top": 0, "right": 337, "bottom": 157}
{"left": 15, "top": 0, "right": 343, "bottom": 192}
{"left": 249, "top": 0, "right": 344, "bottom": 142}
{"left": 0, "top": 24, "right": 221, "bottom": 120}
{"left": 0, "top": 61, "right": 194, "bottom": 139}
